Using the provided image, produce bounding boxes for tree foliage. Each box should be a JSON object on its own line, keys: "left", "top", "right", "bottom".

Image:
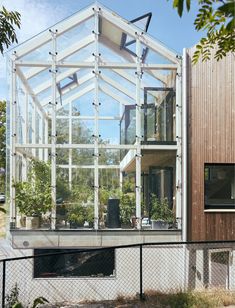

{"left": 0, "top": 6, "right": 21, "bottom": 53}
{"left": 15, "top": 160, "right": 52, "bottom": 216}
{"left": 169, "top": 0, "right": 235, "bottom": 63}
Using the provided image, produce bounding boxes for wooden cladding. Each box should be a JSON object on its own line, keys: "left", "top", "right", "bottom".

{"left": 187, "top": 48, "right": 235, "bottom": 241}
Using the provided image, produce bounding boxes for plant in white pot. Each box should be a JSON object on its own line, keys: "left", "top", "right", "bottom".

{"left": 150, "top": 194, "right": 174, "bottom": 230}
{"left": 14, "top": 159, "right": 52, "bottom": 229}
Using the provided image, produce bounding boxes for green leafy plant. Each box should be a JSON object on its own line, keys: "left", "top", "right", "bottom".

{"left": 86, "top": 204, "right": 94, "bottom": 226}
{"left": 5, "top": 283, "right": 19, "bottom": 308}
{"left": 67, "top": 203, "right": 86, "bottom": 227}
{"left": 0, "top": 6, "right": 21, "bottom": 53}
{"left": 12, "top": 296, "right": 48, "bottom": 308}
{"left": 15, "top": 160, "right": 52, "bottom": 216}
{"left": 0, "top": 203, "right": 5, "bottom": 213}
{"left": 150, "top": 194, "right": 174, "bottom": 223}
{"left": 169, "top": 0, "right": 235, "bottom": 63}
{"left": 120, "top": 193, "right": 136, "bottom": 225}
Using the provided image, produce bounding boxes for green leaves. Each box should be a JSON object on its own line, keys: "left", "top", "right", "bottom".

{"left": 0, "top": 204, "right": 6, "bottom": 213}
{"left": 32, "top": 297, "right": 49, "bottom": 308}
{"left": 172, "top": 0, "right": 191, "bottom": 17}
{"left": 0, "top": 6, "right": 21, "bottom": 53}
{"left": 168, "top": 0, "right": 235, "bottom": 63}
{"left": 15, "top": 160, "right": 52, "bottom": 216}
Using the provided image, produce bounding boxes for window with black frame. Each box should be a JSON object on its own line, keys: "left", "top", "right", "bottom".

{"left": 149, "top": 167, "right": 173, "bottom": 208}
{"left": 34, "top": 248, "right": 115, "bottom": 278}
{"left": 143, "top": 87, "right": 176, "bottom": 144}
{"left": 205, "top": 164, "right": 235, "bottom": 210}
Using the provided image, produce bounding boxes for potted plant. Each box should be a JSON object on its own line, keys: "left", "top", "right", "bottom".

{"left": 86, "top": 204, "right": 94, "bottom": 228}
{"left": 14, "top": 160, "right": 52, "bottom": 229}
{"left": 67, "top": 203, "right": 86, "bottom": 228}
{"left": 120, "top": 193, "right": 136, "bottom": 228}
{"left": 150, "top": 194, "right": 174, "bottom": 230}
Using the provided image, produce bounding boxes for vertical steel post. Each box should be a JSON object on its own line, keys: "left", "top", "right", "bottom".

{"left": 69, "top": 94, "right": 72, "bottom": 191}
{"left": 22, "top": 93, "right": 28, "bottom": 181}
{"left": 93, "top": 6, "right": 100, "bottom": 230}
{"left": 9, "top": 54, "right": 17, "bottom": 229}
{"left": 50, "top": 28, "right": 58, "bottom": 230}
{"left": 135, "top": 34, "right": 142, "bottom": 230}
{"left": 182, "top": 48, "right": 187, "bottom": 242}
{"left": 32, "top": 103, "right": 36, "bottom": 157}
{"left": 175, "top": 58, "right": 182, "bottom": 230}
{"left": 38, "top": 113, "right": 43, "bottom": 160}
{"left": 139, "top": 244, "right": 144, "bottom": 301}
{"left": 2, "top": 260, "right": 6, "bottom": 308}
{"left": 44, "top": 118, "right": 48, "bottom": 161}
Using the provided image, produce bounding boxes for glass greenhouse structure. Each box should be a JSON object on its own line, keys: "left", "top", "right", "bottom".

{"left": 6, "top": 3, "right": 182, "bottom": 231}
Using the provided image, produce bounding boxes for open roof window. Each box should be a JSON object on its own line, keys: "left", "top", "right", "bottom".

{"left": 120, "top": 13, "right": 152, "bottom": 62}
{"left": 57, "top": 73, "right": 78, "bottom": 97}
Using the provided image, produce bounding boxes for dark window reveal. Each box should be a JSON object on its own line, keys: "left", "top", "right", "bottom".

{"left": 205, "top": 164, "right": 235, "bottom": 210}
{"left": 34, "top": 249, "right": 115, "bottom": 278}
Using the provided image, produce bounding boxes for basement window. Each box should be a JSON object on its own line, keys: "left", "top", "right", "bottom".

{"left": 34, "top": 248, "right": 115, "bottom": 278}
{"left": 205, "top": 164, "right": 235, "bottom": 210}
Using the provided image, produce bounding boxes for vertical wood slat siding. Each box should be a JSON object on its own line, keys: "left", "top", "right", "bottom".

{"left": 187, "top": 48, "right": 235, "bottom": 241}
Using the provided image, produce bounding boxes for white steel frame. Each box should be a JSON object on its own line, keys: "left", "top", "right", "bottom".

{"left": 8, "top": 3, "right": 182, "bottom": 230}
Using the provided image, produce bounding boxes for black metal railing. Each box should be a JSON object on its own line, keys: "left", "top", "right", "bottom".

{"left": 1, "top": 240, "right": 235, "bottom": 307}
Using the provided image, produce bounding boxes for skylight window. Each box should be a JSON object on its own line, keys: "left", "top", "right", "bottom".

{"left": 57, "top": 73, "right": 78, "bottom": 96}
{"left": 120, "top": 13, "right": 152, "bottom": 62}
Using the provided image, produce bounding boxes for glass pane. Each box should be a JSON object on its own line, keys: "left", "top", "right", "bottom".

{"left": 72, "top": 168, "right": 94, "bottom": 202}
{"left": 57, "top": 119, "right": 69, "bottom": 143}
{"left": 57, "top": 17, "right": 94, "bottom": 51}
{"left": 99, "top": 120, "right": 120, "bottom": 144}
{"left": 120, "top": 105, "right": 136, "bottom": 145}
{"left": 99, "top": 169, "right": 120, "bottom": 191}
{"left": 28, "top": 69, "right": 50, "bottom": 91}
{"left": 62, "top": 43, "right": 95, "bottom": 62}
{"left": 205, "top": 164, "right": 235, "bottom": 209}
{"left": 56, "top": 167, "right": 70, "bottom": 202}
{"left": 72, "top": 89, "right": 94, "bottom": 117}
{"left": 143, "top": 88, "right": 176, "bottom": 142}
{"left": 72, "top": 119, "right": 94, "bottom": 144}
{"left": 99, "top": 91, "right": 120, "bottom": 117}
{"left": 57, "top": 149, "right": 69, "bottom": 165}
{"left": 100, "top": 18, "right": 136, "bottom": 62}
{"left": 57, "top": 104, "right": 69, "bottom": 116}
{"left": 72, "top": 149, "right": 94, "bottom": 165}
{"left": 142, "top": 43, "right": 175, "bottom": 64}
{"left": 34, "top": 248, "right": 115, "bottom": 277}
{"left": 60, "top": 78, "right": 94, "bottom": 104}
{"left": 56, "top": 167, "right": 70, "bottom": 229}
{"left": 19, "top": 40, "right": 51, "bottom": 61}
{"left": 15, "top": 158, "right": 52, "bottom": 230}
{"left": 99, "top": 149, "right": 120, "bottom": 165}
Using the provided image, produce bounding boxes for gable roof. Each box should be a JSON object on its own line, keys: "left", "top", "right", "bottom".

{"left": 10, "top": 3, "right": 179, "bottom": 64}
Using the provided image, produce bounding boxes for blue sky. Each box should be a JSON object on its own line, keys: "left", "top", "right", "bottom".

{"left": 0, "top": 0, "right": 202, "bottom": 100}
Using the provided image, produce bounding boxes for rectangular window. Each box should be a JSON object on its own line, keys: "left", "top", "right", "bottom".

{"left": 143, "top": 87, "right": 176, "bottom": 144}
{"left": 209, "top": 249, "right": 231, "bottom": 289}
{"left": 34, "top": 249, "right": 115, "bottom": 278}
{"left": 205, "top": 164, "right": 235, "bottom": 210}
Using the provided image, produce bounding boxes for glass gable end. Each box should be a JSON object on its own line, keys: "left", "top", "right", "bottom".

{"left": 7, "top": 4, "right": 181, "bottom": 231}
